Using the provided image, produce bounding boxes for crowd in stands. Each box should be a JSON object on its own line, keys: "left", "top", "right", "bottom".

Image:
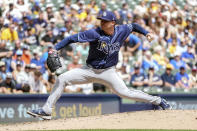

{"left": 0, "top": 0, "right": 196, "bottom": 94}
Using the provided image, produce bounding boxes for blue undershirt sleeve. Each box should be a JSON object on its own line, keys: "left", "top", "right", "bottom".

{"left": 55, "top": 34, "right": 78, "bottom": 50}
{"left": 132, "top": 23, "right": 149, "bottom": 36}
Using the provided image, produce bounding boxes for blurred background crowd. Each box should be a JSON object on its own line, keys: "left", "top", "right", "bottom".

{"left": 0, "top": 0, "right": 196, "bottom": 94}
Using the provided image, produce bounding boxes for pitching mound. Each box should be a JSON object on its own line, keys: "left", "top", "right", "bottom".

{"left": 1, "top": 110, "right": 197, "bottom": 131}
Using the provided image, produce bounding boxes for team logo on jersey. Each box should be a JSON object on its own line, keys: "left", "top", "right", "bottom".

{"left": 101, "top": 42, "right": 107, "bottom": 48}
{"left": 97, "top": 40, "right": 120, "bottom": 55}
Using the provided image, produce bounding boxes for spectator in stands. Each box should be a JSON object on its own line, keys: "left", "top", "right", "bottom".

{"left": 93, "top": 83, "right": 106, "bottom": 93}
{"left": 12, "top": 40, "right": 22, "bottom": 55}
{"left": 98, "top": 2, "right": 107, "bottom": 15}
{"left": 130, "top": 65, "right": 146, "bottom": 88}
{"left": 11, "top": 50, "right": 25, "bottom": 71}
{"left": 0, "top": 43, "right": 13, "bottom": 59}
{"left": 0, "top": 73, "right": 17, "bottom": 94}
{"left": 118, "top": 3, "right": 132, "bottom": 24}
{"left": 125, "top": 33, "right": 143, "bottom": 64}
{"left": 78, "top": 5, "right": 90, "bottom": 22}
{"left": 12, "top": 61, "right": 31, "bottom": 93}
{"left": 166, "top": 33, "right": 181, "bottom": 46}
{"left": 170, "top": 52, "right": 186, "bottom": 70}
{"left": 3, "top": 3, "right": 22, "bottom": 20}
{"left": 168, "top": 39, "right": 178, "bottom": 57}
{"left": 13, "top": 44, "right": 31, "bottom": 64}
{"left": 24, "top": 64, "right": 31, "bottom": 82}
{"left": 1, "top": 24, "right": 18, "bottom": 42}
{"left": 117, "top": 64, "right": 130, "bottom": 85}
{"left": 144, "top": 66, "right": 163, "bottom": 87}
{"left": 34, "top": 12, "right": 48, "bottom": 34}
{"left": 87, "top": 0, "right": 99, "bottom": 14}
{"left": 65, "top": 56, "right": 93, "bottom": 94}
{"left": 41, "top": 27, "right": 57, "bottom": 46}
{"left": 56, "top": 27, "right": 67, "bottom": 42}
{"left": 54, "top": 5, "right": 67, "bottom": 25}
{"left": 142, "top": 50, "right": 160, "bottom": 72}
{"left": 15, "top": 0, "right": 29, "bottom": 14}
{"left": 133, "top": 1, "right": 147, "bottom": 17}
{"left": 67, "top": 56, "right": 82, "bottom": 70}
{"left": 30, "top": 50, "right": 45, "bottom": 73}
{"left": 21, "top": 45, "right": 31, "bottom": 64}
{"left": 29, "top": 63, "right": 37, "bottom": 74}
{"left": 49, "top": 18, "right": 59, "bottom": 37}
{"left": 77, "top": 0, "right": 85, "bottom": 14}
{"left": 69, "top": 4, "right": 80, "bottom": 24}
{"left": 189, "top": 67, "right": 197, "bottom": 88}
{"left": 3, "top": 51, "right": 13, "bottom": 73}
{"left": 24, "top": 26, "right": 39, "bottom": 45}
{"left": 0, "top": 17, "right": 3, "bottom": 29}
{"left": 125, "top": 34, "right": 142, "bottom": 55}
{"left": 181, "top": 44, "right": 195, "bottom": 68}
{"left": 153, "top": 45, "right": 168, "bottom": 68}
{"left": 175, "top": 66, "right": 190, "bottom": 88}
{"left": 22, "top": 15, "right": 33, "bottom": 31}
{"left": 29, "top": 70, "right": 47, "bottom": 94}
{"left": 31, "top": 1, "right": 41, "bottom": 16}
{"left": 161, "top": 64, "right": 176, "bottom": 91}
{"left": 0, "top": 61, "right": 6, "bottom": 80}
{"left": 76, "top": 42, "right": 89, "bottom": 60}
{"left": 47, "top": 74, "right": 56, "bottom": 92}
{"left": 43, "top": 3, "right": 54, "bottom": 22}
{"left": 64, "top": 20, "right": 73, "bottom": 35}
{"left": 20, "top": 83, "right": 31, "bottom": 93}
{"left": 176, "top": 37, "right": 188, "bottom": 55}
{"left": 12, "top": 61, "right": 26, "bottom": 84}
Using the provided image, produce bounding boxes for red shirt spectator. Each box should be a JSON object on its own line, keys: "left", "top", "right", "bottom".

{"left": 67, "top": 56, "right": 82, "bottom": 70}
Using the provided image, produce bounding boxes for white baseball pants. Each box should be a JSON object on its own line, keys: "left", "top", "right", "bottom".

{"left": 43, "top": 66, "right": 161, "bottom": 114}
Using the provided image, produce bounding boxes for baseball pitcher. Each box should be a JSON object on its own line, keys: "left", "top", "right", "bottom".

{"left": 27, "top": 11, "right": 171, "bottom": 120}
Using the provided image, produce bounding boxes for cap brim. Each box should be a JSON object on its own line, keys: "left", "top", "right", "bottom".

{"left": 97, "top": 17, "right": 112, "bottom": 21}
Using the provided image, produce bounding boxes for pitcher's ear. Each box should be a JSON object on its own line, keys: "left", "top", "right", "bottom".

{"left": 112, "top": 21, "right": 116, "bottom": 25}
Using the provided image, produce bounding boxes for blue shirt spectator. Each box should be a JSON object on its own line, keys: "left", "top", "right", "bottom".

{"left": 144, "top": 67, "right": 163, "bottom": 87}
{"left": 130, "top": 66, "right": 146, "bottom": 88}
{"left": 17, "top": 23, "right": 25, "bottom": 40}
{"left": 181, "top": 51, "right": 195, "bottom": 59}
{"left": 161, "top": 73, "right": 176, "bottom": 85}
{"left": 170, "top": 53, "right": 186, "bottom": 70}
{"left": 30, "top": 51, "right": 45, "bottom": 73}
{"left": 33, "top": 13, "right": 48, "bottom": 28}
{"left": 175, "top": 66, "right": 190, "bottom": 88}
{"left": 142, "top": 60, "right": 160, "bottom": 71}
{"left": 142, "top": 51, "right": 160, "bottom": 72}
{"left": 126, "top": 34, "right": 142, "bottom": 51}
{"left": 98, "top": 2, "right": 107, "bottom": 15}
{"left": 0, "top": 61, "right": 6, "bottom": 80}
{"left": 118, "top": 3, "right": 130, "bottom": 24}
{"left": 167, "top": 38, "right": 181, "bottom": 45}
{"left": 181, "top": 45, "right": 195, "bottom": 61}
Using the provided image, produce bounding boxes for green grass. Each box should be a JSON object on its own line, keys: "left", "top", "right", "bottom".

{"left": 28, "top": 129, "right": 197, "bottom": 131}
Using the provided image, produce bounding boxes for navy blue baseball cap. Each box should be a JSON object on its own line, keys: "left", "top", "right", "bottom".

{"left": 97, "top": 11, "right": 116, "bottom": 21}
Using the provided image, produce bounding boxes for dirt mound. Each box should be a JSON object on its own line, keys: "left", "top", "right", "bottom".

{"left": 1, "top": 110, "right": 197, "bottom": 131}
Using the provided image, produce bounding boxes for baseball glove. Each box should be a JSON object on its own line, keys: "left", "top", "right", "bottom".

{"left": 47, "top": 50, "right": 62, "bottom": 73}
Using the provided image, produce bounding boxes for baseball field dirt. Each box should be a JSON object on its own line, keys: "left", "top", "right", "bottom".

{"left": 0, "top": 110, "right": 197, "bottom": 131}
